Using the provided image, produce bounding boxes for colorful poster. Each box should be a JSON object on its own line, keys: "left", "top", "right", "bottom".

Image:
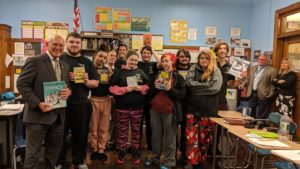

{"left": 170, "top": 20, "right": 188, "bottom": 44}
{"left": 188, "top": 28, "right": 197, "bottom": 40}
{"left": 152, "top": 36, "right": 163, "bottom": 51}
{"left": 131, "top": 35, "right": 143, "bottom": 50}
{"left": 95, "top": 7, "right": 113, "bottom": 31}
{"left": 143, "top": 34, "right": 152, "bottom": 46}
{"left": 131, "top": 17, "right": 150, "bottom": 32}
{"left": 113, "top": 8, "right": 131, "bottom": 31}
{"left": 21, "top": 21, "right": 34, "bottom": 38}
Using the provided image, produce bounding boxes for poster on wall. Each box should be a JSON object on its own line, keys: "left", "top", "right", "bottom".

{"left": 170, "top": 20, "right": 188, "bottom": 44}
{"left": 95, "top": 7, "right": 113, "bottom": 31}
{"left": 230, "top": 37, "right": 241, "bottom": 46}
{"left": 152, "top": 35, "right": 163, "bottom": 51}
{"left": 44, "top": 22, "right": 69, "bottom": 40}
{"left": 230, "top": 28, "right": 241, "bottom": 37}
{"left": 131, "top": 17, "right": 150, "bottom": 32}
{"left": 113, "top": 8, "right": 131, "bottom": 32}
{"left": 240, "top": 39, "right": 251, "bottom": 48}
{"left": 205, "top": 36, "right": 216, "bottom": 46}
{"left": 205, "top": 26, "right": 217, "bottom": 36}
{"left": 188, "top": 28, "right": 197, "bottom": 40}
{"left": 131, "top": 34, "right": 143, "bottom": 50}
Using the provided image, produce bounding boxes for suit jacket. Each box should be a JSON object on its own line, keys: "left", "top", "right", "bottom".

{"left": 17, "top": 53, "right": 69, "bottom": 125}
{"left": 245, "top": 65, "right": 277, "bottom": 100}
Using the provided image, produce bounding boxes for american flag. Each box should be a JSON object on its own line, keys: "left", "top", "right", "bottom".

{"left": 73, "top": 0, "right": 80, "bottom": 32}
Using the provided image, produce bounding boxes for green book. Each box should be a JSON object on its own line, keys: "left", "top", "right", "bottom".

{"left": 248, "top": 130, "right": 278, "bottom": 139}
{"left": 43, "top": 81, "right": 66, "bottom": 109}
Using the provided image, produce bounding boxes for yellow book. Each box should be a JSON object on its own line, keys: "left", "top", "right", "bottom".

{"left": 74, "top": 67, "right": 85, "bottom": 83}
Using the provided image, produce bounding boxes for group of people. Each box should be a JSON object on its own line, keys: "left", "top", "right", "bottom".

{"left": 17, "top": 31, "right": 296, "bottom": 169}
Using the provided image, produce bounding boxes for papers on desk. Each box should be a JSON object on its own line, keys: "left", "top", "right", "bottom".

{"left": 272, "top": 150, "right": 300, "bottom": 161}
{"left": 248, "top": 138, "right": 290, "bottom": 147}
{"left": 0, "top": 104, "right": 24, "bottom": 111}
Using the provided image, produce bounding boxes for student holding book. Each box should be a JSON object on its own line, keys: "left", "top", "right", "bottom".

{"left": 109, "top": 51, "right": 149, "bottom": 165}
{"left": 214, "top": 42, "right": 235, "bottom": 110}
{"left": 90, "top": 46, "right": 114, "bottom": 162}
{"left": 56, "top": 32, "right": 99, "bottom": 169}
{"left": 145, "top": 53, "right": 185, "bottom": 169}
{"left": 138, "top": 45, "right": 161, "bottom": 151}
{"left": 17, "top": 35, "right": 71, "bottom": 169}
{"left": 185, "top": 50, "right": 222, "bottom": 169}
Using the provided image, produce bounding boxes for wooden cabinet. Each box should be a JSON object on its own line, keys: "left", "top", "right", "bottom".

{"left": 0, "top": 24, "right": 13, "bottom": 93}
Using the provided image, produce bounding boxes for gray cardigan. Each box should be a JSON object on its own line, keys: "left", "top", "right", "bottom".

{"left": 186, "top": 64, "right": 223, "bottom": 95}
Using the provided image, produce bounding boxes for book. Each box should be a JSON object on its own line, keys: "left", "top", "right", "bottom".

{"left": 43, "top": 81, "right": 66, "bottom": 109}
{"left": 97, "top": 68, "right": 109, "bottom": 84}
{"left": 74, "top": 67, "right": 85, "bottom": 83}
{"left": 228, "top": 57, "right": 250, "bottom": 78}
{"left": 126, "top": 76, "right": 138, "bottom": 87}
{"left": 158, "top": 71, "right": 172, "bottom": 90}
{"left": 248, "top": 130, "right": 278, "bottom": 139}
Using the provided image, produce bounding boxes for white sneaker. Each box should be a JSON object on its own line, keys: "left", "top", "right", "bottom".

{"left": 78, "top": 163, "right": 88, "bottom": 169}
{"left": 54, "top": 164, "right": 63, "bottom": 169}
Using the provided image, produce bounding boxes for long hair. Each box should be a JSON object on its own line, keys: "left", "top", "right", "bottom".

{"left": 279, "top": 57, "right": 293, "bottom": 74}
{"left": 197, "top": 50, "right": 217, "bottom": 81}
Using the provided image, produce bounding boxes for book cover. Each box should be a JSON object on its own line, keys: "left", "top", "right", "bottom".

{"left": 74, "top": 67, "right": 85, "bottom": 83}
{"left": 228, "top": 57, "right": 250, "bottom": 78}
{"left": 97, "top": 68, "right": 109, "bottom": 84}
{"left": 43, "top": 81, "right": 66, "bottom": 109}
{"left": 126, "top": 76, "right": 138, "bottom": 87}
{"left": 158, "top": 71, "right": 172, "bottom": 90}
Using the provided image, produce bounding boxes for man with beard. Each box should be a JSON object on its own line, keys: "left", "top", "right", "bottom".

{"left": 214, "top": 42, "right": 235, "bottom": 110}
{"left": 55, "top": 32, "right": 99, "bottom": 169}
{"left": 175, "top": 49, "right": 191, "bottom": 165}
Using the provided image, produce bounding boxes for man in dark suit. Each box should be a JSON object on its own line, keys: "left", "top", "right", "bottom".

{"left": 17, "top": 35, "right": 71, "bottom": 169}
{"left": 240, "top": 54, "right": 277, "bottom": 119}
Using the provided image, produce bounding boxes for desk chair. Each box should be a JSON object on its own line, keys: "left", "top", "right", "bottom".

{"left": 243, "top": 112, "right": 282, "bottom": 168}
{"left": 275, "top": 161, "right": 298, "bottom": 169}
{"left": 12, "top": 113, "right": 26, "bottom": 169}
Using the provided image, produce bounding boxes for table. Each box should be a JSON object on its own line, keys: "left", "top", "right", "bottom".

{"left": 210, "top": 112, "right": 253, "bottom": 169}
{"left": 0, "top": 104, "right": 23, "bottom": 167}
{"left": 228, "top": 127, "right": 300, "bottom": 169}
{"left": 271, "top": 150, "right": 300, "bottom": 165}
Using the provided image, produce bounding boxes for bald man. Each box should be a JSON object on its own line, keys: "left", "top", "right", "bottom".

{"left": 17, "top": 35, "right": 71, "bottom": 169}
{"left": 240, "top": 54, "right": 277, "bottom": 119}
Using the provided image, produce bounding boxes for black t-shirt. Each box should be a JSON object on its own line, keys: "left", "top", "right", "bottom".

{"left": 115, "top": 59, "right": 126, "bottom": 69}
{"left": 138, "top": 61, "right": 158, "bottom": 98}
{"left": 60, "top": 53, "right": 98, "bottom": 103}
{"left": 110, "top": 68, "right": 149, "bottom": 109}
{"left": 91, "top": 66, "right": 110, "bottom": 97}
{"left": 217, "top": 61, "right": 235, "bottom": 102}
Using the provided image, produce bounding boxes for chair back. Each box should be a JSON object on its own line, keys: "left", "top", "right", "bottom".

{"left": 267, "top": 112, "right": 282, "bottom": 127}
{"left": 289, "top": 121, "right": 297, "bottom": 140}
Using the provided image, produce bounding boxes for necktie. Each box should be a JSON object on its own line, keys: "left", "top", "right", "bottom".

{"left": 53, "top": 58, "right": 61, "bottom": 81}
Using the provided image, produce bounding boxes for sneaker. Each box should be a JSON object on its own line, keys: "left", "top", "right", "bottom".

{"left": 54, "top": 164, "right": 63, "bottom": 169}
{"left": 145, "top": 158, "right": 160, "bottom": 167}
{"left": 90, "top": 152, "right": 100, "bottom": 160}
{"left": 116, "top": 150, "right": 126, "bottom": 165}
{"left": 132, "top": 149, "right": 141, "bottom": 165}
{"left": 98, "top": 153, "right": 108, "bottom": 161}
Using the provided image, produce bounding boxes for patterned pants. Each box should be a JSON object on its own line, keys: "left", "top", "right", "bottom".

{"left": 116, "top": 108, "right": 143, "bottom": 150}
{"left": 185, "top": 114, "right": 215, "bottom": 165}
{"left": 275, "top": 94, "right": 295, "bottom": 116}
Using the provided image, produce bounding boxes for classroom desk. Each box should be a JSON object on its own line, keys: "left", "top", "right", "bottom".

{"left": 0, "top": 105, "right": 23, "bottom": 167}
{"left": 228, "top": 127, "right": 300, "bottom": 169}
{"left": 210, "top": 112, "right": 253, "bottom": 169}
{"left": 218, "top": 110, "right": 253, "bottom": 120}
{"left": 271, "top": 150, "right": 300, "bottom": 165}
